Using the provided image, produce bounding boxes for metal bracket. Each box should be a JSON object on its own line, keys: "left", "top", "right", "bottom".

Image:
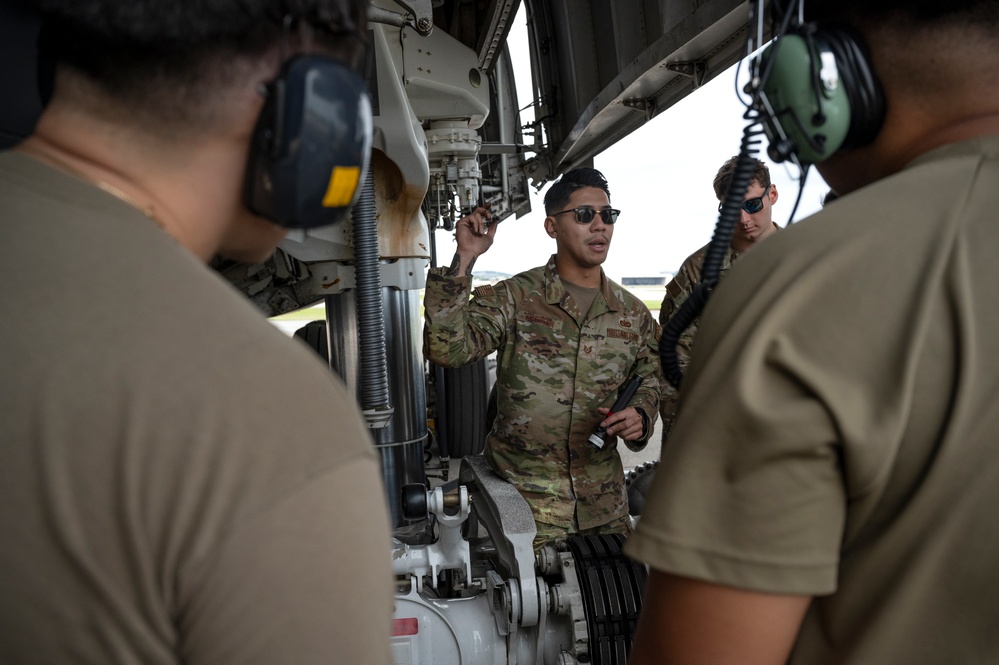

{"left": 368, "top": 1, "right": 434, "bottom": 35}
{"left": 307, "top": 258, "right": 428, "bottom": 295}
{"left": 667, "top": 60, "right": 707, "bottom": 87}
{"left": 622, "top": 98, "right": 657, "bottom": 122}
{"left": 395, "top": 0, "right": 435, "bottom": 35}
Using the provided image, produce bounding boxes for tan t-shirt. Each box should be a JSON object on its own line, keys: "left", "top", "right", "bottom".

{"left": 562, "top": 278, "right": 600, "bottom": 318}
{"left": 0, "top": 153, "right": 394, "bottom": 664}
{"left": 626, "top": 135, "right": 999, "bottom": 663}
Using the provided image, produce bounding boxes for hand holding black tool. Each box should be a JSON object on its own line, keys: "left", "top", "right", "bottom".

{"left": 588, "top": 375, "right": 643, "bottom": 450}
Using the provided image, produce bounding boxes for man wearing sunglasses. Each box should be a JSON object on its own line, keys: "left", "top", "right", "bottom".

{"left": 656, "top": 156, "right": 780, "bottom": 444}
{"left": 424, "top": 167, "right": 661, "bottom": 546}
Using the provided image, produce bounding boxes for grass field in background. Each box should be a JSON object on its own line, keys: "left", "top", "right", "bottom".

{"left": 271, "top": 304, "right": 328, "bottom": 321}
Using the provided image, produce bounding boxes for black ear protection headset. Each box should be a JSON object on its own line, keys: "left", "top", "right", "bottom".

{"left": 755, "top": 3, "right": 885, "bottom": 165}
{"left": 244, "top": 16, "right": 372, "bottom": 229}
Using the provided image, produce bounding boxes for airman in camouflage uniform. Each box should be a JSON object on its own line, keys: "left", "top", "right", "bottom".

{"left": 659, "top": 156, "right": 781, "bottom": 443}
{"left": 424, "top": 168, "right": 660, "bottom": 545}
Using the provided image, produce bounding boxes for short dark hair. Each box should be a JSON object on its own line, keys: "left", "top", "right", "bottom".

{"left": 33, "top": 0, "right": 366, "bottom": 128}
{"left": 543, "top": 167, "right": 611, "bottom": 214}
{"left": 712, "top": 156, "right": 771, "bottom": 200}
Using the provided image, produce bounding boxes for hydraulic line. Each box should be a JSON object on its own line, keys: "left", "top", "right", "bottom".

{"left": 352, "top": 167, "right": 394, "bottom": 425}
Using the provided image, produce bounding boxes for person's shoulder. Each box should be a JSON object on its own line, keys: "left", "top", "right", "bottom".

{"left": 495, "top": 263, "right": 546, "bottom": 293}
{"left": 670, "top": 244, "right": 709, "bottom": 284}
{"left": 663, "top": 246, "right": 706, "bottom": 297}
{"left": 714, "top": 163, "right": 946, "bottom": 308}
{"left": 159, "top": 303, "right": 378, "bottom": 477}
{"left": 607, "top": 277, "right": 654, "bottom": 316}
{"left": 0, "top": 151, "right": 43, "bottom": 182}
{"left": 676, "top": 242, "right": 710, "bottom": 268}
{"left": 116, "top": 251, "right": 354, "bottom": 423}
{"left": 909, "top": 133, "right": 999, "bottom": 170}
{"left": 507, "top": 263, "right": 546, "bottom": 281}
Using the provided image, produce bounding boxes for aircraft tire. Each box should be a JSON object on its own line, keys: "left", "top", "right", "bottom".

{"left": 293, "top": 320, "right": 330, "bottom": 364}
{"left": 437, "top": 359, "right": 490, "bottom": 458}
{"left": 625, "top": 461, "right": 659, "bottom": 516}
{"left": 565, "top": 534, "right": 647, "bottom": 665}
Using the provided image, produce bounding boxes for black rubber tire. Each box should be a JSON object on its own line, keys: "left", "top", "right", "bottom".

{"left": 435, "top": 358, "right": 490, "bottom": 458}
{"left": 625, "top": 462, "right": 659, "bottom": 516}
{"left": 565, "top": 534, "right": 648, "bottom": 665}
{"left": 293, "top": 320, "right": 329, "bottom": 364}
{"left": 485, "top": 382, "right": 498, "bottom": 432}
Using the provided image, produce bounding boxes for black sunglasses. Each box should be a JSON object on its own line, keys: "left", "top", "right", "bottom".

{"left": 551, "top": 207, "right": 621, "bottom": 224}
{"left": 719, "top": 184, "right": 771, "bottom": 214}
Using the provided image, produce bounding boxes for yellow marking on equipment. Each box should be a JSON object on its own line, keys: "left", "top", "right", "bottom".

{"left": 322, "top": 166, "right": 361, "bottom": 207}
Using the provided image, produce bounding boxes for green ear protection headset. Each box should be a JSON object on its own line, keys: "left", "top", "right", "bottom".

{"left": 757, "top": 21, "right": 885, "bottom": 164}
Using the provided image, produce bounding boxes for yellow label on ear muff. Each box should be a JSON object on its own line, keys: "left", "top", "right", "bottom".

{"left": 322, "top": 166, "right": 361, "bottom": 208}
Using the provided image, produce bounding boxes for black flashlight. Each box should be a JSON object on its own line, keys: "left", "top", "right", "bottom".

{"left": 587, "top": 375, "right": 643, "bottom": 450}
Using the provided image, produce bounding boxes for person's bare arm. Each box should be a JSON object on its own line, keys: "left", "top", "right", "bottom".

{"left": 629, "top": 570, "right": 812, "bottom": 665}
{"left": 448, "top": 205, "right": 495, "bottom": 276}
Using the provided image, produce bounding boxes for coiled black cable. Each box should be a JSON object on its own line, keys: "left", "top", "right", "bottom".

{"left": 659, "top": 122, "right": 766, "bottom": 389}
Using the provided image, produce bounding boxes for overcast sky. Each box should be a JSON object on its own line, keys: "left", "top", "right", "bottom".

{"left": 436, "top": 8, "right": 831, "bottom": 282}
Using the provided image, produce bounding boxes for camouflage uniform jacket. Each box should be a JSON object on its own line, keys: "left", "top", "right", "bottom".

{"left": 659, "top": 226, "right": 781, "bottom": 442}
{"left": 424, "top": 255, "right": 661, "bottom": 530}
